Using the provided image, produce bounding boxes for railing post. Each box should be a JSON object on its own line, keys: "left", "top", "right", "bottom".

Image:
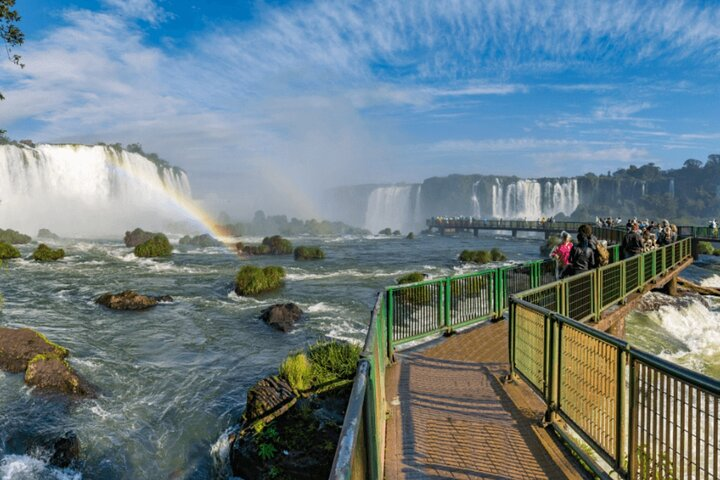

{"left": 508, "top": 299, "right": 515, "bottom": 377}
{"left": 387, "top": 291, "right": 394, "bottom": 360}
{"left": 544, "top": 314, "right": 561, "bottom": 424}
{"left": 444, "top": 277, "right": 452, "bottom": 333}
{"left": 627, "top": 353, "right": 638, "bottom": 478}
{"left": 615, "top": 347, "right": 627, "bottom": 474}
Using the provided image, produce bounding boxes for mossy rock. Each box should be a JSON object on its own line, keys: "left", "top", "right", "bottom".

{"left": 179, "top": 234, "right": 223, "bottom": 247}
{"left": 713, "top": 249, "right": 720, "bottom": 256}
{"left": 235, "top": 266, "right": 286, "bottom": 296}
{"left": 490, "top": 248, "right": 507, "bottom": 261}
{"left": 698, "top": 241, "right": 715, "bottom": 255}
{"left": 378, "top": 228, "right": 392, "bottom": 235}
{"left": 459, "top": 249, "right": 492, "bottom": 264}
{"left": 262, "top": 236, "right": 293, "bottom": 255}
{"left": 392, "top": 230, "right": 401, "bottom": 236}
{"left": 134, "top": 234, "right": 172, "bottom": 258}
{"left": 123, "top": 227, "right": 156, "bottom": 247}
{"left": 25, "top": 354, "right": 94, "bottom": 397}
{"left": 37, "top": 228, "right": 60, "bottom": 240}
{"left": 406, "top": 232, "right": 415, "bottom": 240}
{"left": 31, "top": 244, "right": 65, "bottom": 261}
{"left": 0, "top": 241, "right": 21, "bottom": 260}
{"left": 294, "top": 246, "right": 325, "bottom": 260}
{"left": 396, "top": 272, "right": 425, "bottom": 285}
{"left": 0, "top": 228, "right": 31, "bottom": 244}
{"left": 243, "top": 244, "right": 271, "bottom": 255}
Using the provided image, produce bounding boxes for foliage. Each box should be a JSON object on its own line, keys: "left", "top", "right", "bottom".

{"left": 637, "top": 444, "right": 676, "bottom": 480}
{"left": 490, "top": 248, "right": 507, "bottom": 261}
{"left": 406, "top": 232, "right": 415, "bottom": 239}
{"left": 396, "top": 272, "right": 425, "bottom": 285}
{"left": 124, "top": 143, "right": 185, "bottom": 176}
{"left": 257, "top": 442, "right": 277, "bottom": 461}
{"left": 378, "top": 228, "right": 392, "bottom": 235}
{"left": 293, "top": 246, "right": 325, "bottom": 260}
{"left": 392, "top": 230, "right": 401, "bottom": 236}
{"left": 235, "top": 265, "right": 286, "bottom": 296}
{"left": 31, "top": 243, "right": 64, "bottom": 261}
{"left": 217, "top": 210, "right": 368, "bottom": 237}
{"left": 178, "top": 234, "right": 222, "bottom": 247}
{"left": 0, "top": 228, "right": 30, "bottom": 244}
{"left": 713, "top": 249, "right": 720, "bottom": 256}
{"left": 697, "top": 241, "right": 714, "bottom": 255}
{"left": 0, "top": 0, "right": 23, "bottom": 106}
{"left": 459, "top": 250, "right": 492, "bottom": 264}
{"left": 279, "top": 352, "right": 312, "bottom": 392}
{"left": 262, "top": 236, "right": 293, "bottom": 255}
{"left": 0, "top": 241, "right": 20, "bottom": 259}
{"left": 242, "top": 244, "right": 270, "bottom": 255}
{"left": 306, "top": 340, "right": 361, "bottom": 388}
{"left": 134, "top": 234, "right": 173, "bottom": 258}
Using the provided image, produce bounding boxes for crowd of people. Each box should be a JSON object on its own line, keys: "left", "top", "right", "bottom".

{"left": 430, "top": 216, "right": 557, "bottom": 226}
{"left": 550, "top": 218, "right": 679, "bottom": 279}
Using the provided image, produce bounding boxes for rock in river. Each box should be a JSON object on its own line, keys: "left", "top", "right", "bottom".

{"left": 96, "top": 290, "right": 173, "bottom": 310}
{"left": 259, "top": 303, "right": 304, "bottom": 332}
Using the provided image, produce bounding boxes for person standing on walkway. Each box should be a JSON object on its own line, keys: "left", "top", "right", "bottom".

{"left": 550, "top": 231, "right": 573, "bottom": 278}
{"left": 622, "top": 222, "right": 644, "bottom": 258}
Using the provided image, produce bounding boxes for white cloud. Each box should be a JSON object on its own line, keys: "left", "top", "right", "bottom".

{"left": 103, "top": 0, "right": 168, "bottom": 24}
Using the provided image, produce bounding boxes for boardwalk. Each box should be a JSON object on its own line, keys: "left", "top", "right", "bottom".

{"left": 384, "top": 320, "right": 587, "bottom": 479}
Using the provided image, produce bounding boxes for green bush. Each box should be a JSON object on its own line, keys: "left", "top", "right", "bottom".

{"left": 698, "top": 241, "right": 715, "bottom": 255}
{"left": 378, "top": 228, "right": 392, "bottom": 235}
{"left": 392, "top": 230, "right": 401, "bottom": 236}
{"left": 0, "top": 241, "right": 21, "bottom": 259}
{"left": 396, "top": 272, "right": 425, "bottom": 285}
{"left": 490, "top": 248, "right": 507, "bottom": 261}
{"left": 459, "top": 250, "right": 492, "bottom": 264}
{"left": 262, "top": 235, "right": 293, "bottom": 255}
{"left": 307, "top": 340, "right": 361, "bottom": 388}
{"left": 134, "top": 234, "right": 173, "bottom": 257}
{"left": 406, "top": 232, "right": 415, "bottom": 240}
{"left": 279, "top": 352, "right": 312, "bottom": 392}
{"left": 294, "top": 246, "right": 325, "bottom": 260}
{"left": 0, "top": 228, "right": 31, "bottom": 244}
{"left": 242, "top": 244, "right": 271, "bottom": 255}
{"left": 31, "top": 244, "right": 65, "bottom": 261}
{"left": 713, "top": 249, "right": 720, "bottom": 256}
{"left": 235, "top": 265, "right": 286, "bottom": 296}
{"left": 179, "top": 234, "right": 222, "bottom": 247}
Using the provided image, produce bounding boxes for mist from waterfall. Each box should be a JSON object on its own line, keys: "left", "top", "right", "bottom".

{"left": 364, "top": 185, "right": 418, "bottom": 234}
{"left": 490, "top": 178, "right": 579, "bottom": 219}
{"left": 471, "top": 181, "right": 482, "bottom": 217}
{"left": 0, "top": 144, "right": 192, "bottom": 236}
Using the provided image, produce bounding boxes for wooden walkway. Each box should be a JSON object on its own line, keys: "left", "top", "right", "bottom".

{"left": 384, "top": 320, "right": 588, "bottom": 479}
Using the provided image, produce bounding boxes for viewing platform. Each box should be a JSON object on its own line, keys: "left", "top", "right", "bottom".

{"left": 426, "top": 218, "right": 608, "bottom": 239}
{"left": 330, "top": 228, "right": 719, "bottom": 480}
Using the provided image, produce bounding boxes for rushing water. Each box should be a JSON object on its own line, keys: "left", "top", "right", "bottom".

{"left": 0, "top": 231, "right": 549, "bottom": 479}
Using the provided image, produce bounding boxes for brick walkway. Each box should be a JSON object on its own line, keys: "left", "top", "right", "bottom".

{"left": 384, "top": 320, "right": 587, "bottom": 479}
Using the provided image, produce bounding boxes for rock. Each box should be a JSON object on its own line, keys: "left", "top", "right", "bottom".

{"left": 49, "top": 432, "right": 80, "bottom": 468}
{"left": 37, "top": 229, "right": 60, "bottom": 240}
{"left": 96, "top": 290, "right": 172, "bottom": 310}
{"left": 242, "top": 376, "right": 297, "bottom": 426}
{"left": 179, "top": 234, "right": 223, "bottom": 247}
{"left": 234, "top": 266, "right": 285, "bottom": 296}
{"left": 406, "top": 232, "right": 415, "bottom": 239}
{"left": 0, "top": 328, "right": 68, "bottom": 373}
{"left": 0, "top": 327, "right": 92, "bottom": 397}
{"left": 259, "top": 303, "right": 304, "bottom": 332}
{"left": 0, "top": 228, "right": 31, "bottom": 244}
{"left": 123, "top": 228, "right": 156, "bottom": 247}
{"left": 31, "top": 243, "right": 65, "bottom": 261}
{"left": 0, "top": 241, "right": 21, "bottom": 259}
{"left": 25, "top": 356, "right": 94, "bottom": 397}
{"left": 293, "top": 246, "right": 325, "bottom": 260}
{"left": 134, "top": 234, "right": 173, "bottom": 257}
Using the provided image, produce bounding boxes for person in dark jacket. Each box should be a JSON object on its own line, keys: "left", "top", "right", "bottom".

{"left": 565, "top": 230, "right": 596, "bottom": 277}
{"left": 622, "top": 222, "right": 644, "bottom": 258}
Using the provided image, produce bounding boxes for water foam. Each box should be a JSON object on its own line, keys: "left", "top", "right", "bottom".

{"left": 0, "top": 454, "right": 81, "bottom": 480}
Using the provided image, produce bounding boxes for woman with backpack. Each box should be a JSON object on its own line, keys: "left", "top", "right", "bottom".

{"left": 550, "top": 231, "right": 573, "bottom": 278}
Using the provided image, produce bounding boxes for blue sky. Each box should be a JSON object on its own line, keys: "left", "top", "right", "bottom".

{"left": 2, "top": 0, "right": 720, "bottom": 215}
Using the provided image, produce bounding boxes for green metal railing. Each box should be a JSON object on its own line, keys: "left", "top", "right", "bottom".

{"left": 331, "top": 230, "right": 711, "bottom": 479}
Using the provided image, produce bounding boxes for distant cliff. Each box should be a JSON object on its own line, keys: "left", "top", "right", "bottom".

{"left": 324, "top": 156, "right": 720, "bottom": 232}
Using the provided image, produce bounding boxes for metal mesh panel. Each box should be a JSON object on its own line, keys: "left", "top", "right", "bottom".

{"left": 625, "top": 256, "right": 640, "bottom": 295}
{"left": 664, "top": 245, "right": 673, "bottom": 271}
{"left": 644, "top": 252, "right": 655, "bottom": 280}
{"left": 450, "top": 273, "right": 494, "bottom": 325}
{"left": 566, "top": 272, "right": 595, "bottom": 321}
{"left": 521, "top": 285, "right": 561, "bottom": 313}
{"left": 632, "top": 359, "right": 719, "bottom": 480}
{"left": 600, "top": 264, "right": 623, "bottom": 309}
{"left": 539, "top": 259, "right": 558, "bottom": 286}
{"left": 391, "top": 282, "right": 443, "bottom": 342}
{"left": 560, "top": 325, "right": 619, "bottom": 459}
{"left": 514, "top": 304, "right": 546, "bottom": 394}
{"left": 655, "top": 249, "right": 664, "bottom": 275}
{"left": 506, "top": 265, "right": 533, "bottom": 295}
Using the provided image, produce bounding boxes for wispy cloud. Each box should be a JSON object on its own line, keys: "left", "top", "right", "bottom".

{"left": 103, "top": 0, "right": 169, "bottom": 24}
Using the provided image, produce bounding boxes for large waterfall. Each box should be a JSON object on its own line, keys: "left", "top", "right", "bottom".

{"left": 364, "top": 185, "right": 419, "bottom": 234}
{"left": 490, "top": 178, "right": 579, "bottom": 219}
{"left": 0, "top": 144, "right": 192, "bottom": 236}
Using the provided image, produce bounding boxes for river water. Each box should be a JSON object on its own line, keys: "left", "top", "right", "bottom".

{"left": 0, "top": 232, "right": 717, "bottom": 479}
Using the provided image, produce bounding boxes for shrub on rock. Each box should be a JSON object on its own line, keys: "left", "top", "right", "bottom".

{"left": 294, "top": 246, "right": 325, "bottom": 260}
{"left": 307, "top": 340, "right": 361, "bottom": 389}
{"left": 0, "top": 228, "right": 31, "bottom": 244}
{"left": 698, "top": 241, "right": 714, "bottom": 255}
{"left": 396, "top": 272, "right": 425, "bottom": 285}
{"left": 406, "top": 232, "right": 415, "bottom": 239}
{"left": 123, "top": 228, "right": 156, "bottom": 247}
{"left": 0, "top": 241, "right": 21, "bottom": 259}
{"left": 279, "top": 352, "right": 312, "bottom": 392}
{"left": 262, "top": 235, "right": 293, "bottom": 255}
{"left": 459, "top": 250, "right": 492, "bottom": 264}
{"left": 37, "top": 228, "right": 60, "bottom": 240}
{"left": 490, "top": 248, "right": 507, "bottom": 261}
{"left": 179, "top": 234, "right": 223, "bottom": 247}
{"left": 235, "top": 266, "right": 286, "bottom": 296}
{"left": 31, "top": 243, "right": 65, "bottom": 261}
{"left": 134, "top": 234, "right": 172, "bottom": 257}
{"left": 378, "top": 228, "right": 392, "bottom": 235}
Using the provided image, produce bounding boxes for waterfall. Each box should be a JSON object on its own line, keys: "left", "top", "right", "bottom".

{"left": 669, "top": 179, "right": 675, "bottom": 197}
{"left": 413, "top": 185, "right": 424, "bottom": 224}
{"left": 471, "top": 181, "right": 481, "bottom": 218}
{"left": 364, "top": 185, "right": 414, "bottom": 234}
{"left": 0, "top": 144, "right": 192, "bottom": 236}
{"left": 490, "top": 178, "right": 579, "bottom": 219}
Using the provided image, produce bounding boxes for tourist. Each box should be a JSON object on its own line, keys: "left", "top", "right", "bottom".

{"left": 622, "top": 222, "right": 644, "bottom": 258}
{"left": 550, "top": 231, "right": 573, "bottom": 278}
{"left": 567, "top": 227, "right": 597, "bottom": 276}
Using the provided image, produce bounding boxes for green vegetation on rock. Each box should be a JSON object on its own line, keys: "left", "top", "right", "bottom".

{"left": 378, "top": 228, "right": 392, "bottom": 235}
{"left": 179, "top": 233, "right": 223, "bottom": 247}
{"left": 262, "top": 236, "right": 293, "bottom": 255}
{"left": 0, "top": 228, "right": 31, "bottom": 244}
{"left": 306, "top": 340, "right": 361, "bottom": 389}
{"left": 698, "top": 241, "right": 715, "bottom": 255}
{"left": 490, "top": 248, "right": 507, "bottom": 261}
{"left": 31, "top": 243, "right": 65, "bottom": 261}
{"left": 235, "top": 266, "right": 286, "bottom": 296}
{"left": 279, "top": 352, "right": 312, "bottom": 392}
{"left": 134, "top": 234, "right": 173, "bottom": 258}
{"left": 293, "top": 246, "right": 325, "bottom": 260}
{"left": 396, "top": 272, "right": 425, "bottom": 285}
{"left": 406, "top": 232, "right": 415, "bottom": 239}
{"left": 459, "top": 249, "right": 506, "bottom": 264}
{"left": 0, "top": 241, "right": 20, "bottom": 259}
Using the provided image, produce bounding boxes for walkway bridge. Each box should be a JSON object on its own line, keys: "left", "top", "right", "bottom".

{"left": 426, "top": 218, "right": 613, "bottom": 239}
{"left": 330, "top": 228, "right": 719, "bottom": 479}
